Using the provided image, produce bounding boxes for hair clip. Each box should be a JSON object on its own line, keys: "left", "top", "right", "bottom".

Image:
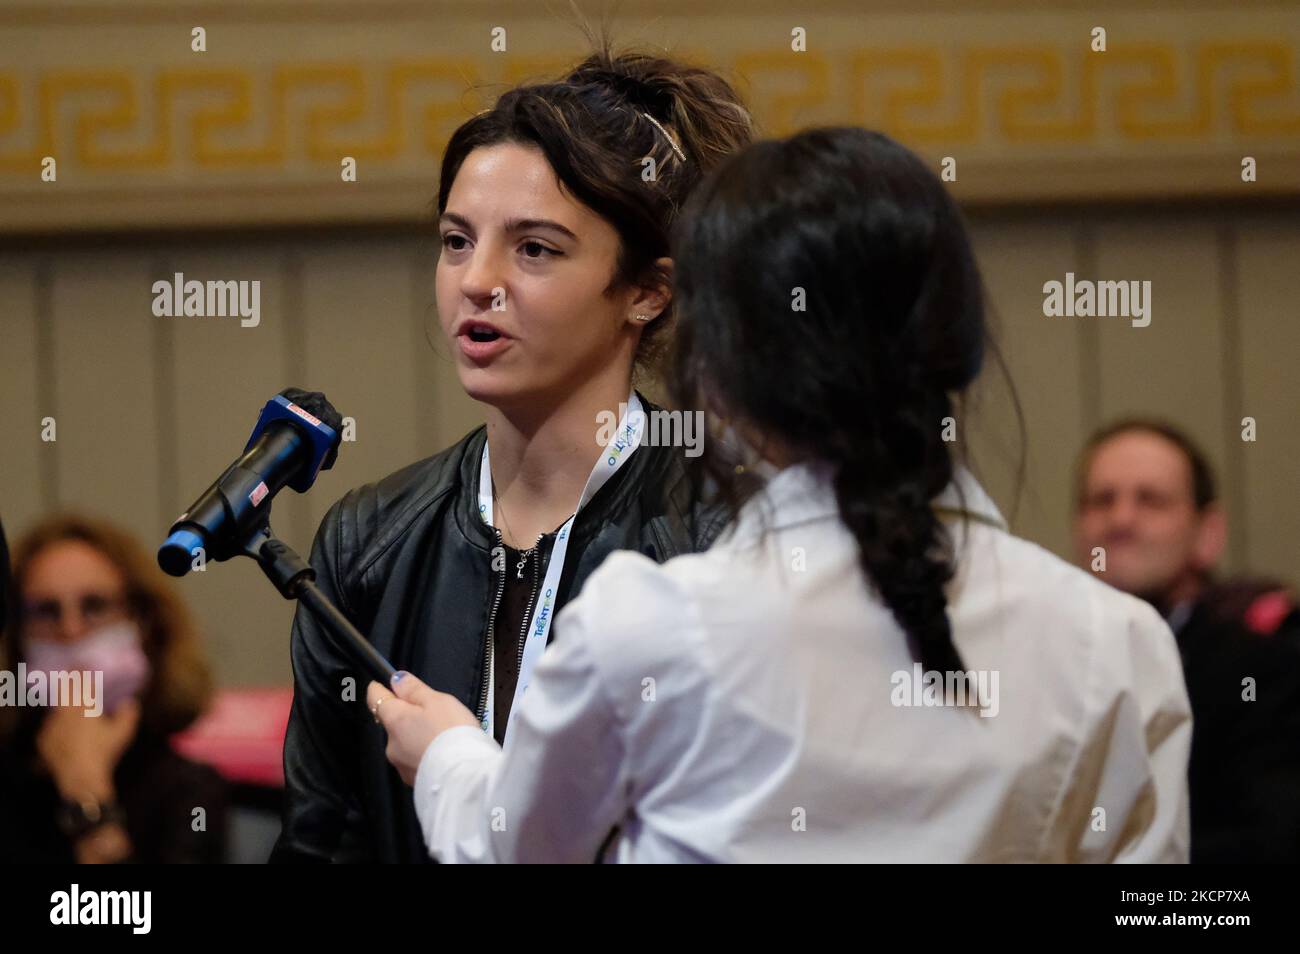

{"left": 639, "top": 111, "right": 687, "bottom": 163}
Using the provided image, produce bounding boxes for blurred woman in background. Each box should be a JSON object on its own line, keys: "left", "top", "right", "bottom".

{"left": 0, "top": 515, "right": 227, "bottom": 863}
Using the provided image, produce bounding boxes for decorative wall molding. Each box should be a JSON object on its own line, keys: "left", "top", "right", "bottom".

{"left": 2, "top": 4, "right": 1297, "bottom": 231}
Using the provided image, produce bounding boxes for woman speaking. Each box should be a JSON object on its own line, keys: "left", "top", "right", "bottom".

{"left": 271, "top": 48, "right": 753, "bottom": 862}
{"left": 368, "top": 126, "right": 1193, "bottom": 863}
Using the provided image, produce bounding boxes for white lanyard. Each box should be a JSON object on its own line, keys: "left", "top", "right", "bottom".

{"left": 476, "top": 391, "right": 645, "bottom": 744}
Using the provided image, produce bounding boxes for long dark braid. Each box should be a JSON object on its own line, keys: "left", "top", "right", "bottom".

{"left": 670, "top": 126, "right": 988, "bottom": 678}
{"left": 831, "top": 380, "right": 963, "bottom": 674}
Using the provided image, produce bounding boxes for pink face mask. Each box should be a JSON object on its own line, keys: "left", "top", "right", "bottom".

{"left": 24, "top": 620, "right": 152, "bottom": 715}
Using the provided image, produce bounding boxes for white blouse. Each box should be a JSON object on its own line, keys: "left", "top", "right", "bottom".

{"left": 413, "top": 460, "right": 1192, "bottom": 862}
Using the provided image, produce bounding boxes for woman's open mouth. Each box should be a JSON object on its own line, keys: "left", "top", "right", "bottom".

{"left": 457, "top": 322, "right": 512, "bottom": 362}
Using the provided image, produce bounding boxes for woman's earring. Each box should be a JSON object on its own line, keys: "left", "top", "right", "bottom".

{"left": 633, "top": 314, "right": 653, "bottom": 322}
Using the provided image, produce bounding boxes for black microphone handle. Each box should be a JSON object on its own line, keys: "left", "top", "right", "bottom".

{"left": 240, "top": 528, "right": 397, "bottom": 685}
{"left": 294, "top": 579, "right": 398, "bottom": 685}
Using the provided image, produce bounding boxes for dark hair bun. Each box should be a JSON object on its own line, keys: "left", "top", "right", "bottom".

{"left": 565, "top": 57, "right": 666, "bottom": 115}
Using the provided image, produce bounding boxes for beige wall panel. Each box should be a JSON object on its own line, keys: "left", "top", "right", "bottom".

{"left": 299, "top": 238, "right": 428, "bottom": 543}
{"left": 966, "top": 219, "right": 1089, "bottom": 563}
{"left": 1235, "top": 218, "right": 1300, "bottom": 590}
{"left": 49, "top": 251, "right": 163, "bottom": 534}
{"left": 0, "top": 254, "right": 46, "bottom": 534}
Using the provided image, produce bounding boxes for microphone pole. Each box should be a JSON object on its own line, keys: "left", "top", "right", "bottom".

{"left": 235, "top": 519, "right": 397, "bottom": 684}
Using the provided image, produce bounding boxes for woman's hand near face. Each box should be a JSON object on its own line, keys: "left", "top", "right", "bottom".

{"left": 367, "top": 673, "right": 480, "bottom": 786}
{"left": 38, "top": 699, "right": 140, "bottom": 862}
{"left": 36, "top": 698, "right": 140, "bottom": 802}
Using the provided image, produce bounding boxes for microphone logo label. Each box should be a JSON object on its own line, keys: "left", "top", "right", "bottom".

{"left": 287, "top": 402, "right": 323, "bottom": 427}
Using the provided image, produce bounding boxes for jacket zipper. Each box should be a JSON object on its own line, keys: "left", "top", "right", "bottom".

{"left": 475, "top": 528, "right": 508, "bottom": 726}
{"left": 475, "top": 529, "right": 546, "bottom": 728}
{"left": 516, "top": 533, "right": 544, "bottom": 675}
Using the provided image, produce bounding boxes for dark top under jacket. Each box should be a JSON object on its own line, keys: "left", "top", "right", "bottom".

{"left": 271, "top": 396, "right": 726, "bottom": 863}
{"left": 492, "top": 533, "right": 558, "bottom": 746}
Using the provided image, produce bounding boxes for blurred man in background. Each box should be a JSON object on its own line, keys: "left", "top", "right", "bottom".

{"left": 1074, "top": 419, "right": 1300, "bottom": 862}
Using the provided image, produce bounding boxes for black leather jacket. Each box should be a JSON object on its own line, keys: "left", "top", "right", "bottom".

{"left": 271, "top": 403, "right": 725, "bottom": 862}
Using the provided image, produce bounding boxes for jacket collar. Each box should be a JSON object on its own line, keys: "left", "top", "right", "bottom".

{"left": 452, "top": 391, "right": 677, "bottom": 552}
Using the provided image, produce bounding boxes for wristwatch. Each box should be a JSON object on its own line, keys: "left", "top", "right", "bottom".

{"left": 56, "top": 793, "right": 127, "bottom": 841}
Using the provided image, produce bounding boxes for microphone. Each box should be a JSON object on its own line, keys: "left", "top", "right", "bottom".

{"left": 158, "top": 388, "right": 343, "bottom": 577}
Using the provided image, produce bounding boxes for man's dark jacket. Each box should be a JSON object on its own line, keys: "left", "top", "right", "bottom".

{"left": 270, "top": 407, "right": 724, "bottom": 862}
{"left": 1172, "top": 579, "right": 1300, "bottom": 863}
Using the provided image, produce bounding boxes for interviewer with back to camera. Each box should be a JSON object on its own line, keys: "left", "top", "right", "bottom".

{"left": 369, "top": 126, "right": 1194, "bottom": 863}
{"left": 271, "top": 46, "right": 754, "bottom": 863}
